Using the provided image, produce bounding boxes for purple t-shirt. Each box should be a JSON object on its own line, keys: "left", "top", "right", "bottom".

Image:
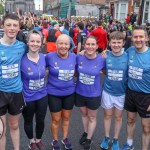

{"left": 21, "top": 53, "right": 47, "bottom": 102}
{"left": 76, "top": 54, "right": 106, "bottom": 97}
{"left": 46, "top": 51, "right": 76, "bottom": 96}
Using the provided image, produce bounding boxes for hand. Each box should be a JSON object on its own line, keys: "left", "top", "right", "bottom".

{"left": 147, "top": 105, "right": 150, "bottom": 111}
{"left": 101, "top": 49, "right": 109, "bottom": 58}
{"left": 78, "top": 50, "right": 85, "bottom": 56}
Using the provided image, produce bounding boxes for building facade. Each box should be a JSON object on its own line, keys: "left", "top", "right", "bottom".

{"left": 48, "top": 0, "right": 105, "bottom": 18}
{"left": 5, "top": 0, "right": 35, "bottom": 14}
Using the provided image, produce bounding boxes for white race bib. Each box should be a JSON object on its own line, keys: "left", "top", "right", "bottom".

{"left": 128, "top": 66, "right": 143, "bottom": 80}
{"left": 108, "top": 69, "right": 123, "bottom": 81}
{"left": 79, "top": 73, "right": 95, "bottom": 85}
{"left": 2, "top": 64, "right": 19, "bottom": 78}
{"left": 58, "top": 70, "right": 74, "bottom": 81}
{"left": 29, "top": 78, "right": 45, "bottom": 90}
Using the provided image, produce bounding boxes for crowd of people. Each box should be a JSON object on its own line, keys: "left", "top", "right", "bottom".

{"left": 0, "top": 9, "right": 150, "bottom": 150}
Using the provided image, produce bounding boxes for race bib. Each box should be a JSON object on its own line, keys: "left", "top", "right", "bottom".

{"left": 58, "top": 70, "right": 74, "bottom": 81}
{"left": 128, "top": 66, "right": 143, "bottom": 80}
{"left": 108, "top": 69, "right": 123, "bottom": 81}
{"left": 29, "top": 78, "right": 45, "bottom": 90}
{"left": 79, "top": 73, "right": 95, "bottom": 85}
{"left": 2, "top": 64, "right": 19, "bottom": 78}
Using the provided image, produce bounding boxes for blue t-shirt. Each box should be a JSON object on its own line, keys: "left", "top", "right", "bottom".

{"left": 0, "top": 40, "right": 26, "bottom": 93}
{"left": 21, "top": 53, "right": 47, "bottom": 102}
{"left": 46, "top": 51, "right": 76, "bottom": 96}
{"left": 76, "top": 54, "right": 106, "bottom": 97}
{"left": 103, "top": 51, "right": 128, "bottom": 96}
{"left": 127, "top": 46, "right": 150, "bottom": 93}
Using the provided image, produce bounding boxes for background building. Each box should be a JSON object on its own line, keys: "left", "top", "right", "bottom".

{"left": 5, "top": 0, "right": 35, "bottom": 14}
{"left": 47, "top": 0, "right": 105, "bottom": 19}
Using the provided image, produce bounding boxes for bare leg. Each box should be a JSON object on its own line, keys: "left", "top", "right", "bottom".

{"left": 141, "top": 118, "right": 150, "bottom": 150}
{"left": 103, "top": 108, "right": 113, "bottom": 138}
{"left": 50, "top": 111, "right": 61, "bottom": 140}
{"left": 79, "top": 107, "right": 88, "bottom": 133}
{"left": 61, "top": 109, "right": 72, "bottom": 139}
{"left": 8, "top": 113, "right": 21, "bottom": 150}
{"left": 0, "top": 115, "right": 6, "bottom": 150}
{"left": 87, "top": 108, "right": 98, "bottom": 139}
{"left": 114, "top": 108, "right": 123, "bottom": 139}
{"left": 126, "top": 111, "right": 137, "bottom": 140}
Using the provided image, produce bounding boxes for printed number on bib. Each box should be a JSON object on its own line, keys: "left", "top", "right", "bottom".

{"left": 108, "top": 69, "right": 123, "bottom": 81}
{"left": 29, "top": 78, "right": 45, "bottom": 90}
{"left": 79, "top": 73, "right": 95, "bottom": 85}
{"left": 128, "top": 66, "right": 143, "bottom": 80}
{"left": 58, "top": 70, "right": 74, "bottom": 81}
{"left": 2, "top": 64, "right": 19, "bottom": 78}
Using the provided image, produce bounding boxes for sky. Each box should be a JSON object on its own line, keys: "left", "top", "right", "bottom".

{"left": 34, "top": 0, "right": 43, "bottom": 10}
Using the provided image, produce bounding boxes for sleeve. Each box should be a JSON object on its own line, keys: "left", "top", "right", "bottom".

{"left": 77, "top": 33, "right": 81, "bottom": 43}
{"left": 45, "top": 54, "right": 49, "bottom": 67}
{"left": 55, "top": 30, "right": 61, "bottom": 38}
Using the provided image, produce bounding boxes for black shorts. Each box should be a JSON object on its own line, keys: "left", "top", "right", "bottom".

{"left": 0, "top": 91, "right": 26, "bottom": 116}
{"left": 48, "top": 93, "right": 75, "bottom": 112}
{"left": 75, "top": 93, "right": 101, "bottom": 110}
{"left": 124, "top": 88, "right": 150, "bottom": 118}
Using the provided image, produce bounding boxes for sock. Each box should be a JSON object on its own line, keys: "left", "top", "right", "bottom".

{"left": 127, "top": 138, "right": 133, "bottom": 146}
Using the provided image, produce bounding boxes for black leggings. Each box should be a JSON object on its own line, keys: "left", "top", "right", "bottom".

{"left": 22, "top": 96, "right": 48, "bottom": 139}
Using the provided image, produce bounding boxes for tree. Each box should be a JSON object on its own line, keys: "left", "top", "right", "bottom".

{"left": 0, "top": 3, "right": 4, "bottom": 14}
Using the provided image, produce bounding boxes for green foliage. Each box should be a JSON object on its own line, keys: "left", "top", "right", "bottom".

{"left": 0, "top": 3, "right": 4, "bottom": 14}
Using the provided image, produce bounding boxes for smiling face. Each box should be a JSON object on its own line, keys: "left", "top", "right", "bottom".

{"left": 132, "top": 29, "right": 148, "bottom": 51}
{"left": 84, "top": 37, "right": 98, "bottom": 56}
{"left": 56, "top": 35, "right": 70, "bottom": 58}
{"left": 2, "top": 19, "right": 20, "bottom": 39}
{"left": 110, "top": 39, "right": 124, "bottom": 54}
{"left": 28, "top": 33, "right": 42, "bottom": 53}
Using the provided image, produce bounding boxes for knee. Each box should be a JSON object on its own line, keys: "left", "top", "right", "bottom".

{"left": 115, "top": 115, "right": 122, "bottom": 122}
{"left": 88, "top": 115, "right": 96, "bottom": 123}
{"left": 62, "top": 115, "right": 70, "bottom": 122}
{"left": 127, "top": 118, "right": 136, "bottom": 126}
{"left": 9, "top": 122, "right": 19, "bottom": 130}
{"left": 104, "top": 114, "right": 112, "bottom": 120}
{"left": 52, "top": 117, "right": 61, "bottom": 125}
{"left": 143, "top": 125, "right": 150, "bottom": 136}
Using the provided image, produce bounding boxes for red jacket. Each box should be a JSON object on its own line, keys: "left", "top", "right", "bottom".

{"left": 90, "top": 26, "right": 108, "bottom": 50}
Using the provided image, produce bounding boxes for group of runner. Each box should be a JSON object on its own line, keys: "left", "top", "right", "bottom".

{"left": 0, "top": 12, "right": 149, "bottom": 150}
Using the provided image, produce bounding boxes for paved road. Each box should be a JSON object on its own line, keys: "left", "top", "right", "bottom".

{"left": 6, "top": 75, "right": 145, "bottom": 150}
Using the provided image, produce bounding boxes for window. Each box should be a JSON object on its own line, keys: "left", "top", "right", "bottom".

{"left": 135, "top": 2, "right": 140, "bottom": 7}
{"left": 120, "top": 4, "right": 126, "bottom": 21}
{"left": 144, "top": 1, "right": 149, "bottom": 23}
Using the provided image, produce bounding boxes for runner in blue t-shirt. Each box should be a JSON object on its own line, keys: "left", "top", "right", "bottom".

{"left": 120, "top": 26, "right": 150, "bottom": 150}
{"left": 100, "top": 31, "right": 128, "bottom": 150}
{"left": 0, "top": 14, "right": 26, "bottom": 150}
{"left": 21, "top": 30, "right": 48, "bottom": 150}
{"left": 75, "top": 36, "right": 106, "bottom": 150}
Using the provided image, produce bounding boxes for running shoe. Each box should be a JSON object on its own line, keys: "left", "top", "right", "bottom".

{"left": 100, "top": 136, "right": 110, "bottom": 149}
{"left": 83, "top": 139, "right": 92, "bottom": 150}
{"left": 61, "top": 138, "right": 72, "bottom": 149}
{"left": 79, "top": 132, "right": 87, "bottom": 145}
{"left": 120, "top": 143, "right": 134, "bottom": 150}
{"left": 51, "top": 140, "right": 61, "bottom": 150}
{"left": 36, "top": 141, "right": 44, "bottom": 150}
{"left": 112, "top": 139, "right": 119, "bottom": 150}
{"left": 28, "top": 142, "right": 37, "bottom": 150}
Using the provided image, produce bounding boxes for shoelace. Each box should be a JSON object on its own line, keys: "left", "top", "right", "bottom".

{"left": 53, "top": 141, "right": 60, "bottom": 148}
{"left": 64, "top": 138, "right": 71, "bottom": 146}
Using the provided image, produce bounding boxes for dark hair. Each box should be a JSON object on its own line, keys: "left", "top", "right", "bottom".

{"left": 97, "top": 20, "right": 102, "bottom": 26}
{"left": 27, "top": 30, "right": 43, "bottom": 43}
{"left": 133, "top": 25, "right": 148, "bottom": 36}
{"left": 76, "top": 22, "right": 84, "bottom": 30}
{"left": 84, "top": 36, "right": 98, "bottom": 45}
{"left": 2, "top": 13, "right": 20, "bottom": 25}
{"left": 109, "top": 31, "right": 125, "bottom": 41}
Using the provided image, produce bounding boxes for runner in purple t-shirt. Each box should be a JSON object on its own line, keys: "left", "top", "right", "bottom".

{"left": 75, "top": 36, "right": 106, "bottom": 150}
{"left": 46, "top": 34, "right": 76, "bottom": 150}
{"left": 21, "top": 30, "right": 47, "bottom": 150}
